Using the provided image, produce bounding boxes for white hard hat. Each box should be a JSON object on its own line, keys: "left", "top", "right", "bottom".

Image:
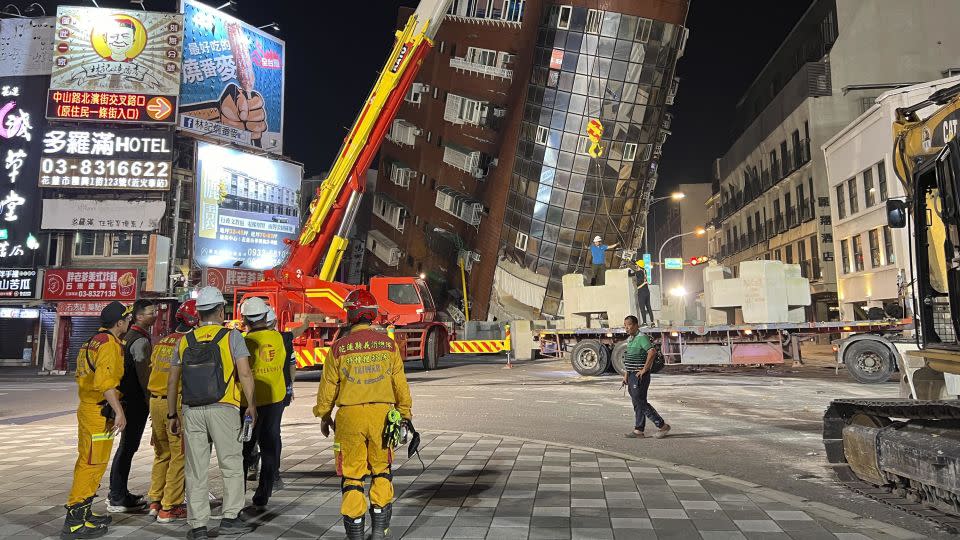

{"left": 240, "top": 297, "right": 270, "bottom": 321}
{"left": 265, "top": 307, "right": 277, "bottom": 325}
{"left": 195, "top": 286, "right": 226, "bottom": 310}
{"left": 593, "top": 235, "right": 602, "bottom": 242}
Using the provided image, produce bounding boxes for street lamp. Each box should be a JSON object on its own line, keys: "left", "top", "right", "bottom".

{"left": 658, "top": 227, "right": 706, "bottom": 303}
{"left": 644, "top": 192, "right": 685, "bottom": 254}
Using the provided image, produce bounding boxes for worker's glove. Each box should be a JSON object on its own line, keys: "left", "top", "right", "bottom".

{"left": 320, "top": 416, "right": 335, "bottom": 438}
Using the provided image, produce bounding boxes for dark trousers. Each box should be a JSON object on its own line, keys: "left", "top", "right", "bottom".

{"left": 590, "top": 263, "right": 605, "bottom": 285}
{"left": 627, "top": 371, "right": 664, "bottom": 432}
{"left": 242, "top": 401, "right": 283, "bottom": 505}
{"left": 108, "top": 399, "right": 149, "bottom": 502}
{"left": 637, "top": 288, "right": 654, "bottom": 324}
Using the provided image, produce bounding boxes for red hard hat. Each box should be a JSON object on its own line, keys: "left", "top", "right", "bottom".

{"left": 343, "top": 289, "right": 378, "bottom": 324}
{"left": 176, "top": 299, "right": 200, "bottom": 327}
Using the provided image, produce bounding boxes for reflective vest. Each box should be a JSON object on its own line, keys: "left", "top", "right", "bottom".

{"left": 75, "top": 330, "right": 124, "bottom": 405}
{"left": 177, "top": 324, "right": 241, "bottom": 408}
{"left": 147, "top": 331, "right": 185, "bottom": 397}
{"left": 243, "top": 328, "right": 287, "bottom": 406}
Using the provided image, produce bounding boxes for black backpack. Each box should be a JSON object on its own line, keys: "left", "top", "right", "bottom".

{"left": 181, "top": 328, "right": 232, "bottom": 407}
{"left": 650, "top": 347, "right": 666, "bottom": 374}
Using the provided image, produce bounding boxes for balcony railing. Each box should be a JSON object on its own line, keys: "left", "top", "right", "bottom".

{"left": 781, "top": 149, "right": 794, "bottom": 179}
{"left": 450, "top": 57, "right": 513, "bottom": 80}
{"left": 799, "top": 259, "right": 822, "bottom": 282}
{"left": 770, "top": 158, "right": 781, "bottom": 182}
{"left": 800, "top": 199, "right": 815, "bottom": 222}
{"left": 795, "top": 139, "right": 811, "bottom": 169}
{"left": 786, "top": 206, "right": 798, "bottom": 228}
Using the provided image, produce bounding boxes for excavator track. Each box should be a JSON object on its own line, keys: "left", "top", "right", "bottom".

{"left": 823, "top": 399, "right": 960, "bottom": 533}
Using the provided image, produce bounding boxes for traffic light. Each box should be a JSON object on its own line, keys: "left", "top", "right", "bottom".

{"left": 689, "top": 256, "right": 709, "bottom": 266}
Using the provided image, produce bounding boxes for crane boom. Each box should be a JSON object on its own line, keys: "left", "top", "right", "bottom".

{"left": 272, "top": 0, "right": 453, "bottom": 286}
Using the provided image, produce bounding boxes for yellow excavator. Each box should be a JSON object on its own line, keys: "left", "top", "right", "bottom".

{"left": 823, "top": 83, "right": 960, "bottom": 529}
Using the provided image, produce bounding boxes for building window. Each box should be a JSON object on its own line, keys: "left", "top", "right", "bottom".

{"left": 840, "top": 238, "right": 850, "bottom": 274}
{"left": 774, "top": 249, "right": 782, "bottom": 261}
{"left": 852, "top": 234, "right": 864, "bottom": 272}
{"left": 836, "top": 184, "right": 846, "bottom": 219}
{"left": 516, "top": 231, "right": 528, "bottom": 251}
{"left": 586, "top": 9, "right": 603, "bottom": 34}
{"left": 74, "top": 232, "right": 106, "bottom": 257}
{"left": 847, "top": 177, "right": 859, "bottom": 214}
{"left": 576, "top": 136, "right": 591, "bottom": 155}
{"left": 623, "top": 143, "right": 638, "bottom": 161}
{"left": 535, "top": 126, "right": 549, "bottom": 144}
{"left": 785, "top": 244, "right": 793, "bottom": 264}
{"left": 877, "top": 160, "right": 888, "bottom": 201}
{"left": 557, "top": 5, "right": 571, "bottom": 29}
{"left": 863, "top": 168, "right": 875, "bottom": 208}
{"left": 883, "top": 225, "right": 895, "bottom": 265}
{"left": 636, "top": 17, "right": 652, "bottom": 43}
{"left": 868, "top": 228, "right": 881, "bottom": 267}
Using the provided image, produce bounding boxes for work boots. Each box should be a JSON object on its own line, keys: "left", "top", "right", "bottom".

{"left": 60, "top": 501, "right": 108, "bottom": 540}
{"left": 342, "top": 515, "right": 365, "bottom": 540}
{"left": 82, "top": 497, "right": 112, "bottom": 526}
{"left": 369, "top": 504, "right": 392, "bottom": 539}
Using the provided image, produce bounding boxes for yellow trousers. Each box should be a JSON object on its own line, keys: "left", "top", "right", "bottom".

{"left": 67, "top": 403, "right": 114, "bottom": 505}
{"left": 147, "top": 396, "right": 184, "bottom": 509}
{"left": 334, "top": 403, "right": 394, "bottom": 518}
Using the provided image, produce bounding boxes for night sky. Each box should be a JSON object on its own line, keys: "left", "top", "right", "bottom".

{"left": 18, "top": 0, "right": 811, "bottom": 185}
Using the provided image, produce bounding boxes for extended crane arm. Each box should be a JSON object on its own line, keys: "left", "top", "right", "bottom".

{"left": 274, "top": 0, "right": 453, "bottom": 285}
{"left": 892, "top": 83, "right": 960, "bottom": 197}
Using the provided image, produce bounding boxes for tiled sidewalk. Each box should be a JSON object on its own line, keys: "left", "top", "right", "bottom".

{"left": 0, "top": 423, "right": 922, "bottom": 539}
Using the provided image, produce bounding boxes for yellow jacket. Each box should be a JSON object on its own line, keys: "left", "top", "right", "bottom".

{"left": 147, "top": 331, "right": 186, "bottom": 397}
{"left": 75, "top": 329, "right": 124, "bottom": 405}
{"left": 243, "top": 328, "right": 287, "bottom": 406}
{"left": 313, "top": 324, "right": 413, "bottom": 420}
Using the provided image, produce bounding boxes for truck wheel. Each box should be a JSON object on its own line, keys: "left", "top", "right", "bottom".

{"left": 610, "top": 342, "right": 628, "bottom": 376}
{"left": 422, "top": 330, "right": 440, "bottom": 371}
{"left": 571, "top": 340, "right": 609, "bottom": 376}
{"left": 844, "top": 340, "right": 895, "bottom": 384}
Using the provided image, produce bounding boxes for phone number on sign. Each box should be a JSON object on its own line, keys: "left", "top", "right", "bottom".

{"left": 39, "top": 158, "right": 171, "bottom": 190}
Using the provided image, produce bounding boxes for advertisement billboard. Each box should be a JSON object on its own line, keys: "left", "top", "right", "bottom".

{"left": 48, "top": 6, "right": 183, "bottom": 123}
{"left": 179, "top": 0, "right": 284, "bottom": 152}
{"left": 42, "top": 268, "right": 138, "bottom": 301}
{"left": 38, "top": 127, "right": 174, "bottom": 189}
{"left": 0, "top": 76, "right": 47, "bottom": 267}
{"left": 194, "top": 142, "right": 301, "bottom": 271}
{"left": 0, "top": 17, "right": 56, "bottom": 77}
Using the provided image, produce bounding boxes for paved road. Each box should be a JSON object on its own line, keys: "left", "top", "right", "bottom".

{"left": 0, "top": 356, "right": 950, "bottom": 538}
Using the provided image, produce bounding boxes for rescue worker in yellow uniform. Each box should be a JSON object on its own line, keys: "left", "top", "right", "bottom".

{"left": 238, "top": 297, "right": 287, "bottom": 510}
{"left": 61, "top": 301, "right": 131, "bottom": 540}
{"left": 145, "top": 300, "right": 199, "bottom": 524}
{"left": 315, "top": 289, "right": 413, "bottom": 540}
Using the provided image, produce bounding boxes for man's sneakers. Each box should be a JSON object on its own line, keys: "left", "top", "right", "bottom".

{"left": 60, "top": 501, "right": 107, "bottom": 540}
{"left": 653, "top": 423, "right": 672, "bottom": 439}
{"left": 147, "top": 501, "right": 161, "bottom": 517}
{"left": 217, "top": 516, "right": 254, "bottom": 536}
{"left": 106, "top": 494, "right": 146, "bottom": 513}
{"left": 186, "top": 526, "right": 208, "bottom": 539}
{"left": 157, "top": 504, "right": 187, "bottom": 523}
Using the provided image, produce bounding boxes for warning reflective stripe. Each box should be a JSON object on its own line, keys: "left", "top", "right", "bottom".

{"left": 294, "top": 346, "right": 331, "bottom": 368}
{"left": 91, "top": 432, "right": 114, "bottom": 442}
{"left": 449, "top": 340, "right": 505, "bottom": 354}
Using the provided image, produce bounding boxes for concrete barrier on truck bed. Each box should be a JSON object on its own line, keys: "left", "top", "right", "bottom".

{"left": 704, "top": 260, "right": 811, "bottom": 324}
{"left": 562, "top": 268, "right": 661, "bottom": 328}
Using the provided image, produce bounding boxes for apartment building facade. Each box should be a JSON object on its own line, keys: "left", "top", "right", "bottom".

{"left": 372, "top": 0, "right": 689, "bottom": 321}
{"left": 711, "top": 0, "right": 960, "bottom": 322}
{"left": 823, "top": 77, "right": 960, "bottom": 321}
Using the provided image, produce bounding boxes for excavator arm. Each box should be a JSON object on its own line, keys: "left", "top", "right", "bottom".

{"left": 273, "top": 0, "right": 453, "bottom": 286}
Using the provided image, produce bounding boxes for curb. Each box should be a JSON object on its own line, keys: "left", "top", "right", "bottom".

{"left": 427, "top": 430, "right": 924, "bottom": 540}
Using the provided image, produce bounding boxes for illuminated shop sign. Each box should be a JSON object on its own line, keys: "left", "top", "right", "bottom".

{"left": 48, "top": 6, "right": 183, "bottom": 124}
{"left": 39, "top": 128, "right": 173, "bottom": 190}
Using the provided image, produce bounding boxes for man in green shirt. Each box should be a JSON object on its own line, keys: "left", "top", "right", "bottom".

{"left": 622, "top": 315, "right": 671, "bottom": 438}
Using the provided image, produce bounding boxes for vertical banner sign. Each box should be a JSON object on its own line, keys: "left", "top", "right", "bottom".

{"left": 0, "top": 18, "right": 56, "bottom": 77}
{"left": 180, "top": 0, "right": 285, "bottom": 152}
{"left": 0, "top": 76, "right": 47, "bottom": 266}
{"left": 194, "top": 142, "right": 301, "bottom": 271}
{"left": 643, "top": 253, "right": 652, "bottom": 283}
{"left": 48, "top": 6, "right": 184, "bottom": 124}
